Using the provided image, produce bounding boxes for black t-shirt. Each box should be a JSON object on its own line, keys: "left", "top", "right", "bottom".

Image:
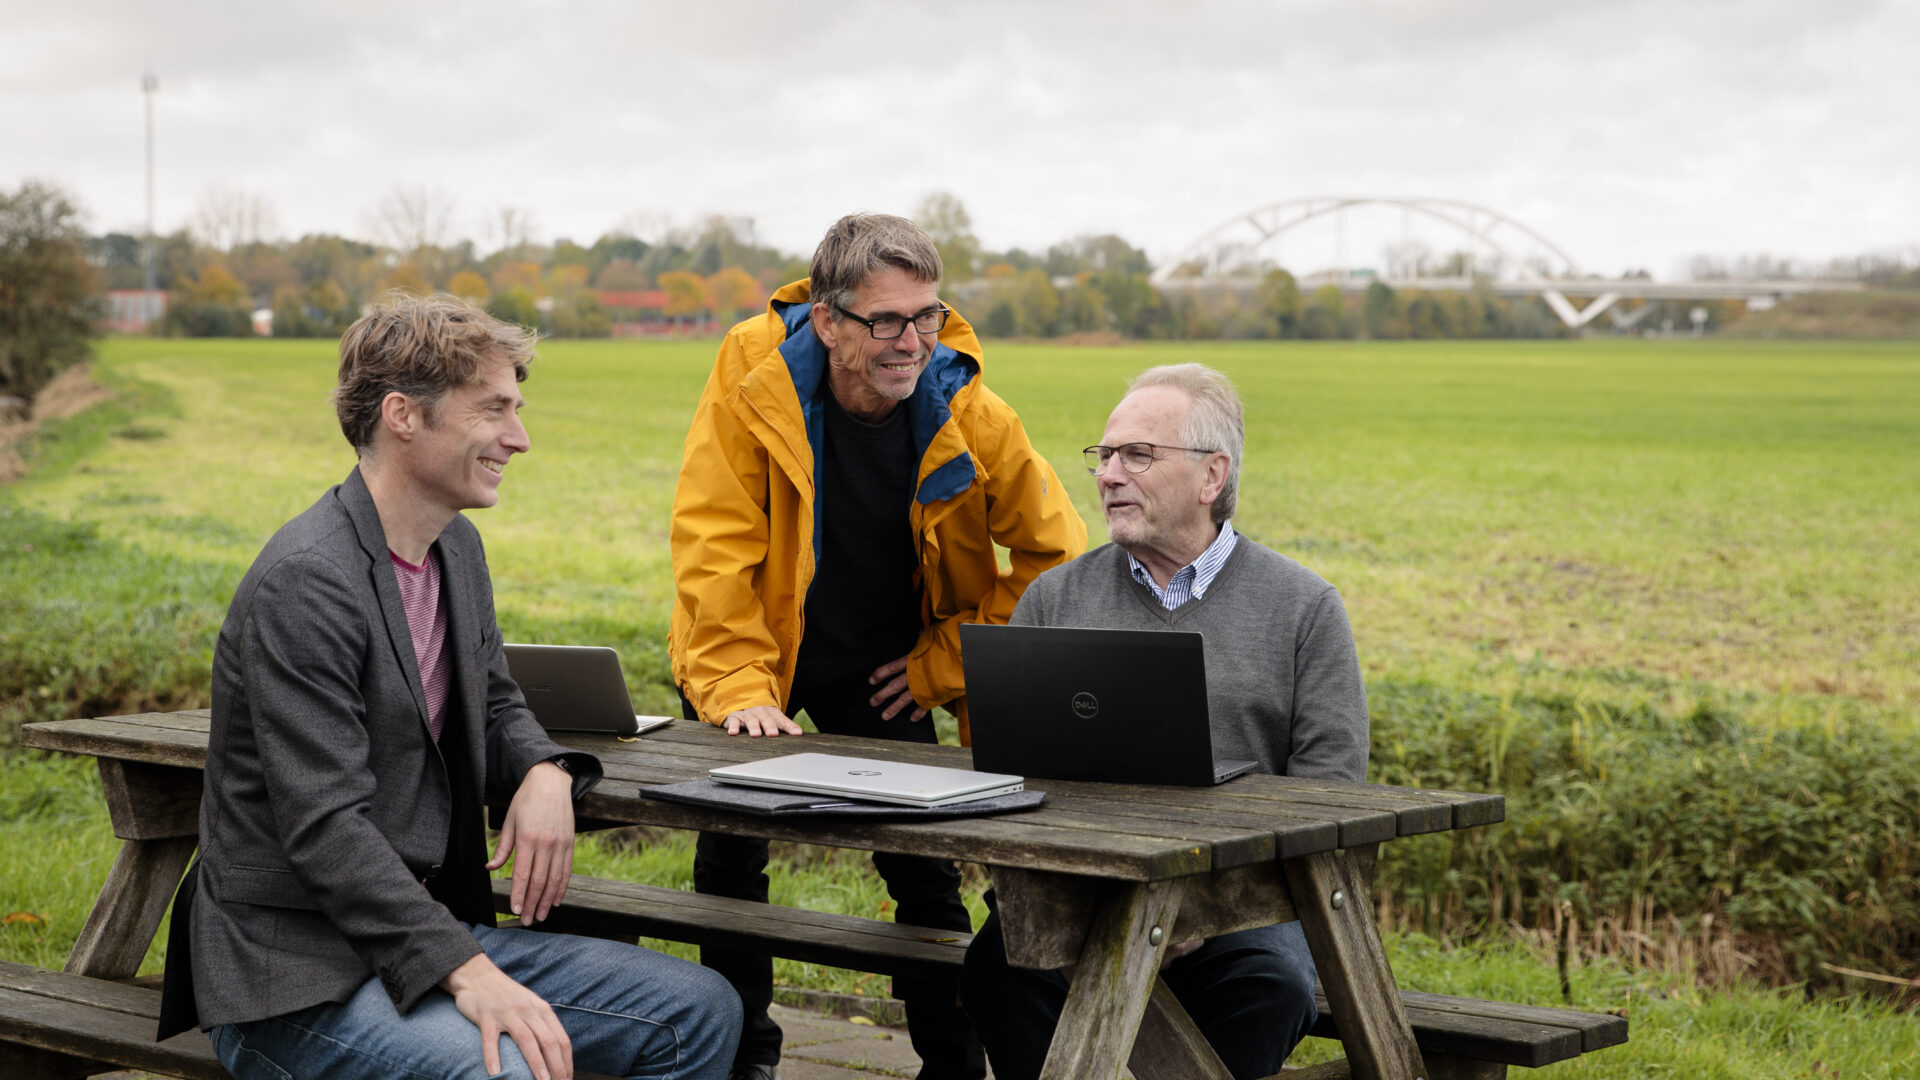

{"left": 793, "top": 390, "right": 924, "bottom": 692}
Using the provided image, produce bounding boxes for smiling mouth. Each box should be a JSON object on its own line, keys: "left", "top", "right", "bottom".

{"left": 480, "top": 458, "right": 505, "bottom": 476}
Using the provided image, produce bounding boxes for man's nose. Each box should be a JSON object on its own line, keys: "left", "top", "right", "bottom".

{"left": 505, "top": 413, "right": 531, "bottom": 454}
{"left": 892, "top": 323, "right": 924, "bottom": 351}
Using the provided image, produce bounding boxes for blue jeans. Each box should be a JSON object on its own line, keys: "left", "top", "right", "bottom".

{"left": 209, "top": 923, "right": 743, "bottom": 1080}
{"left": 960, "top": 905, "right": 1319, "bottom": 1080}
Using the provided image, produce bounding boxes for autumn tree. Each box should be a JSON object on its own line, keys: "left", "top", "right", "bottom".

{"left": 490, "top": 260, "right": 543, "bottom": 298}
{"left": 381, "top": 262, "right": 433, "bottom": 297}
{"left": 707, "top": 266, "right": 763, "bottom": 326}
{"left": 0, "top": 182, "right": 98, "bottom": 398}
{"left": 658, "top": 270, "right": 711, "bottom": 322}
{"left": 164, "top": 265, "right": 254, "bottom": 337}
{"left": 448, "top": 271, "right": 491, "bottom": 304}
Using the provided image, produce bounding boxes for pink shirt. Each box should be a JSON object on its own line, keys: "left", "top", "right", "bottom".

{"left": 390, "top": 549, "right": 452, "bottom": 742}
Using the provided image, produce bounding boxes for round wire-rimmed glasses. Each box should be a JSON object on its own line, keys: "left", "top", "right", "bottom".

{"left": 1082, "top": 442, "right": 1217, "bottom": 475}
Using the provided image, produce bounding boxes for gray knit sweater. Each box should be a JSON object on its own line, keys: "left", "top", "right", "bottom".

{"left": 1008, "top": 537, "right": 1368, "bottom": 782}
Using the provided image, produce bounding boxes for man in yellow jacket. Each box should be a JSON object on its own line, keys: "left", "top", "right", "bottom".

{"left": 669, "top": 213, "right": 1086, "bottom": 1080}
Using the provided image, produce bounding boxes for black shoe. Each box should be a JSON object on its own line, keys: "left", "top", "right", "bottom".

{"left": 727, "top": 1066, "right": 779, "bottom": 1080}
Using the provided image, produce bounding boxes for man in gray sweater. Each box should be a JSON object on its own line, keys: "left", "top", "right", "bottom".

{"left": 958, "top": 363, "right": 1368, "bottom": 1080}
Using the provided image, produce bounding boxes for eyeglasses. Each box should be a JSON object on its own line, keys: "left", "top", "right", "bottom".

{"left": 833, "top": 303, "right": 951, "bottom": 341}
{"left": 1082, "top": 442, "right": 1217, "bottom": 475}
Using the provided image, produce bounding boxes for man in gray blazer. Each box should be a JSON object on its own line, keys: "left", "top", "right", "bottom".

{"left": 160, "top": 294, "right": 741, "bottom": 1080}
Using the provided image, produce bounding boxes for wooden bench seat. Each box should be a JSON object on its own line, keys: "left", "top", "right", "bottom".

{"left": 509, "top": 875, "right": 1627, "bottom": 1078}
{"left": 0, "top": 959, "right": 223, "bottom": 1080}
{"left": 0, "top": 960, "right": 635, "bottom": 1080}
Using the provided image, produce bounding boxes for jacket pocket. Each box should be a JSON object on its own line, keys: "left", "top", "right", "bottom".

{"left": 223, "top": 865, "right": 321, "bottom": 910}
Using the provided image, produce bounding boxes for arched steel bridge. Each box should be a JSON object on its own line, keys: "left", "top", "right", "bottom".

{"left": 1152, "top": 196, "right": 1860, "bottom": 329}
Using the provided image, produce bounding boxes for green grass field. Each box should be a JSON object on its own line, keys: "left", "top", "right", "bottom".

{"left": 4, "top": 335, "right": 1919, "bottom": 1076}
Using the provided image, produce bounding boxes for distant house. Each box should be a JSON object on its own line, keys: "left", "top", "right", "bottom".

{"left": 99, "top": 290, "right": 166, "bottom": 333}
{"left": 598, "top": 289, "right": 720, "bottom": 336}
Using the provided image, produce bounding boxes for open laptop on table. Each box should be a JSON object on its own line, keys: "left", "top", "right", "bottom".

{"left": 503, "top": 644, "right": 674, "bottom": 737}
{"left": 961, "top": 623, "right": 1258, "bottom": 785}
{"left": 709, "top": 753, "right": 1024, "bottom": 808}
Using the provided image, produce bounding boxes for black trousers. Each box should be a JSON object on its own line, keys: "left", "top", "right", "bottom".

{"left": 682, "top": 670, "right": 987, "bottom": 1080}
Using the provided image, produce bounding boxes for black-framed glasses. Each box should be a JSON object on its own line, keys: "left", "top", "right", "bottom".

{"left": 1083, "top": 442, "right": 1217, "bottom": 476}
{"left": 833, "top": 303, "right": 950, "bottom": 341}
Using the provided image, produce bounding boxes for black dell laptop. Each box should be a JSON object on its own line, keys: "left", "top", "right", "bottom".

{"left": 960, "top": 624, "right": 1257, "bottom": 785}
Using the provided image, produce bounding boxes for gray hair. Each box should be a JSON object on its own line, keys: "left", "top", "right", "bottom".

{"left": 809, "top": 213, "right": 943, "bottom": 315}
{"left": 1126, "top": 363, "right": 1244, "bottom": 525}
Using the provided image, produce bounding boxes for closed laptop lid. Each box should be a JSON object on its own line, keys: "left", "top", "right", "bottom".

{"left": 504, "top": 644, "right": 671, "bottom": 736}
{"left": 961, "top": 624, "right": 1241, "bottom": 785}
{"left": 709, "top": 753, "right": 1023, "bottom": 807}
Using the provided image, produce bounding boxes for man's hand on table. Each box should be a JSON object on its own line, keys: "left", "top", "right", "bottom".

{"left": 489, "top": 760, "right": 574, "bottom": 925}
{"left": 443, "top": 952, "right": 573, "bottom": 1080}
{"left": 867, "top": 654, "right": 929, "bottom": 722}
{"left": 724, "top": 705, "right": 806, "bottom": 737}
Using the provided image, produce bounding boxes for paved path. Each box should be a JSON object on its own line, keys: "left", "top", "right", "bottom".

{"left": 768, "top": 1000, "right": 950, "bottom": 1079}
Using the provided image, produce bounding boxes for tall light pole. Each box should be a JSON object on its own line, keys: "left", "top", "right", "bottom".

{"left": 142, "top": 70, "right": 158, "bottom": 298}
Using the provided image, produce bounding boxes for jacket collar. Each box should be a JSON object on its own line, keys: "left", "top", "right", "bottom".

{"left": 337, "top": 466, "right": 434, "bottom": 738}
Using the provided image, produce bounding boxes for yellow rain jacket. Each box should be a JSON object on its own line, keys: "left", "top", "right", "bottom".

{"left": 669, "top": 280, "right": 1086, "bottom": 743}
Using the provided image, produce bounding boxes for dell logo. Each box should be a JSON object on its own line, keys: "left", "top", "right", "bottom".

{"left": 847, "top": 769, "right": 882, "bottom": 776}
{"left": 1071, "top": 692, "right": 1099, "bottom": 719}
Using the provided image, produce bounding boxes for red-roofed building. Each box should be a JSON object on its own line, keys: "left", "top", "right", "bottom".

{"left": 599, "top": 289, "right": 720, "bottom": 336}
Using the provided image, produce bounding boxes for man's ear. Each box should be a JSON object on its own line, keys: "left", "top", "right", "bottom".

{"left": 1198, "top": 452, "right": 1230, "bottom": 507}
{"left": 378, "top": 391, "right": 417, "bottom": 444}
{"left": 809, "top": 300, "right": 839, "bottom": 351}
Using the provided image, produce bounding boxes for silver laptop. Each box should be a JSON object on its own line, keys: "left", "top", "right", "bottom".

{"left": 961, "top": 624, "right": 1258, "bottom": 785}
{"left": 709, "top": 753, "right": 1023, "bottom": 808}
{"left": 504, "top": 644, "right": 674, "bottom": 737}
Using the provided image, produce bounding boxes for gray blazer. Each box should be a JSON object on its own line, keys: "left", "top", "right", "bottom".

{"left": 186, "top": 467, "right": 596, "bottom": 1027}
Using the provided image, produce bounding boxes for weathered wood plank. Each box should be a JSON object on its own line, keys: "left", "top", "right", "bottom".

{"left": 1039, "top": 877, "right": 1187, "bottom": 1080}
{"left": 991, "top": 863, "right": 1299, "bottom": 970}
{"left": 1287, "top": 850, "right": 1426, "bottom": 1080}
{"left": 97, "top": 759, "right": 202, "bottom": 841}
{"left": 0, "top": 960, "right": 174, "bottom": 1018}
{"left": 62, "top": 837, "right": 195, "bottom": 981}
{"left": 578, "top": 780, "right": 1213, "bottom": 881}
{"left": 1269, "top": 776, "right": 1504, "bottom": 831}
{"left": 592, "top": 753, "right": 1364, "bottom": 857}
{"left": 509, "top": 877, "right": 970, "bottom": 981}
{"left": 0, "top": 983, "right": 225, "bottom": 1080}
{"left": 20, "top": 718, "right": 209, "bottom": 770}
{"left": 1128, "top": 976, "right": 1234, "bottom": 1080}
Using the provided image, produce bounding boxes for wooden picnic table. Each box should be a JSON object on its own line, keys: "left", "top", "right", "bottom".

{"left": 22, "top": 709, "right": 1506, "bottom": 1080}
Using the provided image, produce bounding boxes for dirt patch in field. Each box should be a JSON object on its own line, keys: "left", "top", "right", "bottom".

{"left": 0, "top": 364, "right": 108, "bottom": 484}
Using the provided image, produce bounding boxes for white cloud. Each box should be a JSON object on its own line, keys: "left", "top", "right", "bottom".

{"left": 3, "top": 0, "right": 1913, "bottom": 275}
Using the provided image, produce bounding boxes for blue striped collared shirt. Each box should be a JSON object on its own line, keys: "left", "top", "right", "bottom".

{"left": 1127, "top": 521, "right": 1238, "bottom": 610}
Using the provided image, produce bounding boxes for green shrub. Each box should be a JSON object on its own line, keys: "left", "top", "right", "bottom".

{"left": 1369, "top": 677, "right": 1920, "bottom": 983}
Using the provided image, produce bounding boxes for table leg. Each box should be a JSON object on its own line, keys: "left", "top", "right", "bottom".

{"left": 1027, "top": 877, "right": 1186, "bottom": 1080}
{"left": 1284, "top": 849, "right": 1429, "bottom": 1080}
{"left": 62, "top": 836, "right": 196, "bottom": 980}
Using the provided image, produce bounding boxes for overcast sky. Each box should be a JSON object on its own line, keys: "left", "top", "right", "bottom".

{"left": 5, "top": 0, "right": 1915, "bottom": 278}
